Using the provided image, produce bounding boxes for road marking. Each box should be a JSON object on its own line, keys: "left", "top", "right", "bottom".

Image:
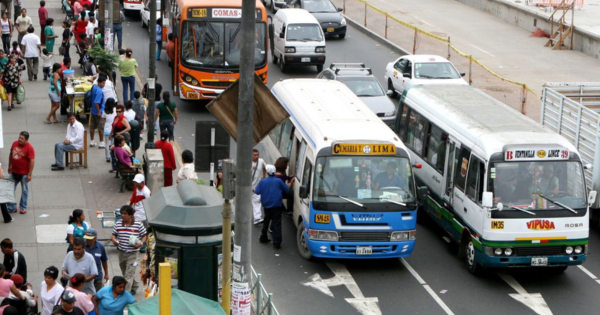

{"left": 413, "top": 16, "right": 435, "bottom": 27}
{"left": 302, "top": 262, "right": 382, "bottom": 315}
{"left": 577, "top": 265, "right": 600, "bottom": 286}
{"left": 469, "top": 44, "right": 496, "bottom": 57}
{"left": 496, "top": 272, "right": 553, "bottom": 315}
{"left": 400, "top": 258, "right": 455, "bottom": 315}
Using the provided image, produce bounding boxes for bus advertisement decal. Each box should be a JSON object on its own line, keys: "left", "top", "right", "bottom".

{"left": 315, "top": 214, "right": 331, "bottom": 224}
{"left": 332, "top": 143, "right": 396, "bottom": 155}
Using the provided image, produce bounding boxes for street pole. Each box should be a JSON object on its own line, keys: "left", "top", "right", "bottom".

{"left": 232, "top": 0, "right": 256, "bottom": 290}
{"left": 104, "top": 0, "right": 112, "bottom": 51}
{"left": 221, "top": 159, "right": 235, "bottom": 314}
{"left": 146, "top": 0, "right": 157, "bottom": 147}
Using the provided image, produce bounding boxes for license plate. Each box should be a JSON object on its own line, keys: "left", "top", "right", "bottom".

{"left": 187, "top": 92, "right": 199, "bottom": 100}
{"left": 327, "top": 27, "right": 334, "bottom": 32}
{"left": 301, "top": 57, "right": 310, "bottom": 62}
{"left": 315, "top": 214, "right": 330, "bottom": 224}
{"left": 356, "top": 246, "right": 372, "bottom": 255}
{"left": 531, "top": 257, "right": 548, "bottom": 266}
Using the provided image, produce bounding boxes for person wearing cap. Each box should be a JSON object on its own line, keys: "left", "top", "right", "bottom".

{"left": 0, "top": 238, "right": 27, "bottom": 284}
{"left": 40, "top": 266, "right": 63, "bottom": 315}
{"left": 254, "top": 164, "right": 294, "bottom": 250}
{"left": 53, "top": 290, "right": 85, "bottom": 315}
{"left": 84, "top": 229, "right": 109, "bottom": 293}
{"left": 111, "top": 205, "right": 147, "bottom": 295}
{"left": 129, "top": 174, "right": 151, "bottom": 225}
{"left": 154, "top": 130, "right": 176, "bottom": 187}
{"left": 61, "top": 238, "right": 98, "bottom": 296}
{"left": 8, "top": 274, "right": 37, "bottom": 314}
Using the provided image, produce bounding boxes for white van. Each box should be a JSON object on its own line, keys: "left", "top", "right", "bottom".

{"left": 269, "top": 9, "right": 326, "bottom": 73}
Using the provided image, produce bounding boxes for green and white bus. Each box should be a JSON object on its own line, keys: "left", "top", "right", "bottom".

{"left": 393, "top": 84, "right": 596, "bottom": 273}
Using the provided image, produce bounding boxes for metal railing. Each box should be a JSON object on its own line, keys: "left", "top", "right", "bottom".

{"left": 250, "top": 266, "right": 281, "bottom": 315}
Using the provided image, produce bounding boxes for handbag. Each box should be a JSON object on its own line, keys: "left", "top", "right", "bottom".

{"left": 59, "top": 45, "right": 66, "bottom": 56}
{"left": 0, "top": 84, "right": 6, "bottom": 101}
{"left": 16, "top": 84, "right": 25, "bottom": 103}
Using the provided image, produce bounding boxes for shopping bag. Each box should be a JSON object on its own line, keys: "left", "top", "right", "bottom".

{"left": 16, "top": 84, "right": 25, "bottom": 103}
{"left": 0, "top": 85, "right": 6, "bottom": 101}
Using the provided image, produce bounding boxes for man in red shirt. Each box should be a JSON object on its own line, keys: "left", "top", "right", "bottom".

{"left": 154, "top": 130, "right": 176, "bottom": 187}
{"left": 8, "top": 131, "right": 35, "bottom": 214}
{"left": 165, "top": 33, "right": 175, "bottom": 68}
{"left": 38, "top": 1, "right": 48, "bottom": 45}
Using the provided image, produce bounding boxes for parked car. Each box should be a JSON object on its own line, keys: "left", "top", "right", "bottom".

{"left": 384, "top": 55, "right": 467, "bottom": 98}
{"left": 317, "top": 63, "right": 396, "bottom": 127}
{"left": 140, "top": 0, "right": 162, "bottom": 29}
{"left": 263, "top": 0, "right": 286, "bottom": 13}
{"left": 283, "top": 0, "right": 346, "bottom": 38}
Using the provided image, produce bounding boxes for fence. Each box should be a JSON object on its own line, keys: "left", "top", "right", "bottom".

{"left": 332, "top": 0, "right": 542, "bottom": 119}
{"left": 251, "top": 266, "right": 281, "bottom": 315}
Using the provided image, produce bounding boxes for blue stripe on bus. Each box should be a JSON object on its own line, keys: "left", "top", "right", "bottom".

{"left": 272, "top": 89, "right": 316, "bottom": 148}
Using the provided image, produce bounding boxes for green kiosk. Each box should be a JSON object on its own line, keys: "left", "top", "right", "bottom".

{"left": 143, "top": 180, "right": 232, "bottom": 301}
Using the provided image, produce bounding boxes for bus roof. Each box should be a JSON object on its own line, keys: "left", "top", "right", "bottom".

{"left": 403, "top": 85, "right": 577, "bottom": 157}
{"left": 272, "top": 79, "right": 407, "bottom": 153}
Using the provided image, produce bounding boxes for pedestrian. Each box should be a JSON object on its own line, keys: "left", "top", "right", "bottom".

{"left": 0, "top": 49, "right": 6, "bottom": 71}
{"left": 83, "top": 229, "right": 109, "bottom": 293}
{"left": 73, "top": 15, "right": 87, "bottom": 50}
{"left": 251, "top": 149, "right": 266, "bottom": 225}
{"left": 44, "top": 63, "right": 62, "bottom": 124}
{"left": 110, "top": 104, "right": 131, "bottom": 139}
{"left": 84, "top": 55, "right": 97, "bottom": 76}
{"left": 131, "top": 91, "right": 145, "bottom": 138}
{"left": 61, "top": 238, "right": 98, "bottom": 296}
{"left": 8, "top": 41, "right": 18, "bottom": 57}
{"left": 76, "top": 33, "right": 86, "bottom": 67}
{"left": 85, "top": 14, "right": 95, "bottom": 45}
{"left": 155, "top": 19, "right": 162, "bottom": 60}
{"left": 65, "top": 274, "right": 93, "bottom": 315}
{"left": 72, "top": 0, "right": 83, "bottom": 21}
{"left": 60, "top": 20, "right": 71, "bottom": 58}
{"left": 12, "top": 0, "right": 20, "bottom": 24}
{"left": 20, "top": 26, "right": 40, "bottom": 81}
{"left": 214, "top": 171, "right": 223, "bottom": 192}
{"left": 154, "top": 130, "right": 176, "bottom": 187}
{"left": 66, "top": 209, "right": 88, "bottom": 252}
{"left": 255, "top": 165, "right": 294, "bottom": 249}
{"left": 40, "top": 266, "right": 63, "bottom": 315}
{"left": 112, "top": 10, "right": 125, "bottom": 50}
{"left": 102, "top": 98, "right": 116, "bottom": 163}
{"left": 0, "top": 54, "right": 21, "bottom": 110}
{"left": 40, "top": 48, "right": 51, "bottom": 80}
{"left": 274, "top": 157, "right": 295, "bottom": 216}
{"left": 7, "top": 131, "right": 34, "bottom": 215}
{"left": 155, "top": 91, "right": 177, "bottom": 142}
{"left": 112, "top": 135, "right": 135, "bottom": 169}
{"left": 43, "top": 17, "right": 57, "bottom": 53}
{"left": 0, "top": 162, "right": 12, "bottom": 224}
{"left": 93, "top": 276, "right": 136, "bottom": 315}
{"left": 94, "top": 72, "right": 117, "bottom": 104}
{"left": 89, "top": 75, "right": 105, "bottom": 148}
{"left": 0, "top": 12, "right": 13, "bottom": 55}
{"left": 0, "top": 239, "right": 27, "bottom": 283}
{"left": 0, "top": 264, "right": 25, "bottom": 301}
{"left": 14, "top": 8, "right": 30, "bottom": 46}
{"left": 118, "top": 48, "right": 137, "bottom": 103}
{"left": 52, "top": 113, "right": 84, "bottom": 171}
{"left": 54, "top": 290, "right": 85, "bottom": 315}
{"left": 58, "top": 57, "right": 70, "bottom": 101}
{"left": 38, "top": 1, "right": 47, "bottom": 45}
{"left": 165, "top": 33, "right": 174, "bottom": 67}
{"left": 8, "top": 274, "right": 36, "bottom": 312}
{"left": 129, "top": 174, "right": 150, "bottom": 226}
{"left": 111, "top": 205, "right": 147, "bottom": 295}
{"left": 176, "top": 150, "right": 197, "bottom": 184}
{"left": 124, "top": 100, "right": 135, "bottom": 121}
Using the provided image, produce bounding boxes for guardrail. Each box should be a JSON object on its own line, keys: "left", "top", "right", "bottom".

{"left": 251, "top": 266, "right": 281, "bottom": 315}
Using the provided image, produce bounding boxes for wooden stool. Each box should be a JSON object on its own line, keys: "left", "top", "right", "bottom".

{"left": 65, "top": 130, "right": 88, "bottom": 169}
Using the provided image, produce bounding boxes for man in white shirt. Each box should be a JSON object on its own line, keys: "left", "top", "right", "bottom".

{"left": 20, "top": 26, "right": 41, "bottom": 81}
{"left": 52, "top": 113, "right": 84, "bottom": 171}
{"left": 85, "top": 14, "right": 97, "bottom": 45}
{"left": 15, "top": 8, "right": 32, "bottom": 46}
{"left": 93, "top": 73, "right": 118, "bottom": 104}
{"left": 251, "top": 149, "right": 266, "bottom": 225}
{"left": 129, "top": 174, "right": 150, "bottom": 225}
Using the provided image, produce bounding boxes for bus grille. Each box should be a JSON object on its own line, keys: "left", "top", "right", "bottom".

{"left": 201, "top": 81, "right": 234, "bottom": 88}
{"left": 339, "top": 232, "right": 390, "bottom": 242}
{"left": 515, "top": 246, "right": 564, "bottom": 256}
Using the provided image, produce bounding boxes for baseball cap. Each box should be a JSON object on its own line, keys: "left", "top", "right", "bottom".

{"left": 62, "top": 290, "right": 76, "bottom": 304}
{"left": 133, "top": 174, "right": 145, "bottom": 183}
{"left": 265, "top": 165, "right": 276, "bottom": 176}
{"left": 10, "top": 274, "right": 23, "bottom": 288}
{"left": 83, "top": 228, "right": 98, "bottom": 240}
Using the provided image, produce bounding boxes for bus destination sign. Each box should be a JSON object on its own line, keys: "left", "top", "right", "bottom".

{"left": 332, "top": 143, "right": 396, "bottom": 155}
{"left": 189, "top": 7, "right": 262, "bottom": 19}
{"left": 504, "top": 147, "right": 569, "bottom": 161}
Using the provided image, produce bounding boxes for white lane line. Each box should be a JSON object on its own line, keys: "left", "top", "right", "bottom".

{"left": 496, "top": 272, "right": 553, "bottom": 315}
{"left": 400, "top": 258, "right": 455, "bottom": 315}
{"left": 469, "top": 44, "right": 496, "bottom": 57}
{"left": 577, "top": 265, "right": 600, "bottom": 286}
{"left": 413, "top": 16, "right": 435, "bottom": 27}
{"left": 496, "top": 272, "right": 529, "bottom": 295}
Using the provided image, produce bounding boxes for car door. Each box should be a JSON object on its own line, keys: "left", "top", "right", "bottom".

{"left": 399, "top": 60, "right": 413, "bottom": 93}
{"left": 391, "top": 58, "right": 407, "bottom": 93}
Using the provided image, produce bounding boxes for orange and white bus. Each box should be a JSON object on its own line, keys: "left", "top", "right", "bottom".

{"left": 164, "top": 0, "right": 269, "bottom": 100}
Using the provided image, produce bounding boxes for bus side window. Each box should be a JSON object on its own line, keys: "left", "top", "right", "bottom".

{"left": 406, "top": 110, "right": 428, "bottom": 157}
{"left": 279, "top": 119, "right": 295, "bottom": 157}
{"left": 302, "top": 159, "right": 313, "bottom": 194}
{"left": 296, "top": 140, "right": 308, "bottom": 179}
{"left": 466, "top": 156, "right": 484, "bottom": 203}
{"left": 397, "top": 103, "right": 409, "bottom": 142}
{"left": 269, "top": 124, "right": 283, "bottom": 148}
{"left": 425, "top": 125, "right": 448, "bottom": 174}
{"left": 455, "top": 147, "right": 471, "bottom": 192}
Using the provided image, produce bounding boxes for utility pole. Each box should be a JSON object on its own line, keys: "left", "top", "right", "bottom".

{"left": 104, "top": 0, "right": 112, "bottom": 51}
{"left": 221, "top": 159, "right": 235, "bottom": 314}
{"left": 146, "top": 0, "right": 157, "bottom": 147}
{"left": 232, "top": 0, "right": 256, "bottom": 290}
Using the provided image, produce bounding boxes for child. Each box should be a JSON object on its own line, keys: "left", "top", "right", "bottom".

{"left": 41, "top": 49, "right": 53, "bottom": 81}
{"left": 102, "top": 98, "right": 117, "bottom": 163}
{"left": 131, "top": 91, "right": 146, "bottom": 139}
{"left": 93, "top": 27, "right": 101, "bottom": 47}
{"left": 9, "top": 41, "right": 21, "bottom": 57}
{"left": 118, "top": 48, "right": 125, "bottom": 59}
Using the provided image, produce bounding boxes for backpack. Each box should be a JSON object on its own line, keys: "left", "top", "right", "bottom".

{"left": 65, "top": 222, "right": 88, "bottom": 250}
{"left": 84, "top": 88, "right": 93, "bottom": 113}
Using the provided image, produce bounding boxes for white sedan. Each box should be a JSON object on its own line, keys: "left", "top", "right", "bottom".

{"left": 384, "top": 55, "right": 467, "bottom": 98}
{"left": 140, "top": 0, "right": 162, "bottom": 29}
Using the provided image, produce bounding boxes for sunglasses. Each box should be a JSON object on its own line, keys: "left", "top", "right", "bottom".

{"left": 116, "top": 110, "right": 123, "bottom": 113}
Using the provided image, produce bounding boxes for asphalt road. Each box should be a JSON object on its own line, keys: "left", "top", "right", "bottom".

{"left": 122, "top": 14, "right": 600, "bottom": 315}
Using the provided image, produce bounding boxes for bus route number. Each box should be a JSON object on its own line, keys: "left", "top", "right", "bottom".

{"left": 315, "top": 214, "right": 331, "bottom": 224}
{"left": 192, "top": 8, "right": 207, "bottom": 18}
{"left": 491, "top": 220, "right": 504, "bottom": 230}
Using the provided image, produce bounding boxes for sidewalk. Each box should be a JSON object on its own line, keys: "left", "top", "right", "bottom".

{"left": 1, "top": 0, "right": 154, "bottom": 302}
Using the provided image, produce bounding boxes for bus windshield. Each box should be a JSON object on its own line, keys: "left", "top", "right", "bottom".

{"left": 180, "top": 21, "right": 267, "bottom": 69}
{"left": 490, "top": 161, "right": 587, "bottom": 211}
{"left": 313, "top": 156, "right": 415, "bottom": 206}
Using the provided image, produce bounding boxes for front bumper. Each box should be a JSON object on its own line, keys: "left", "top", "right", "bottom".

{"left": 481, "top": 253, "right": 587, "bottom": 268}
{"left": 283, "top": 54, "right": 326, "bottom": 66}
{"left": 322, "top": 25, "right": 347, "bottom": 36}
{"left": 124, "top": 3, "right": 143, "bottom": 11}
{"left": 178, "top": 82, "right": 223, "bottom": 100}
{"left": 307, "top": 239, "right": 415, "bottom": 259}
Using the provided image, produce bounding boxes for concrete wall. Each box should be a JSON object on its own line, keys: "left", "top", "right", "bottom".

{"left": 456, "top": 0, "right": 600, "bottom": 60}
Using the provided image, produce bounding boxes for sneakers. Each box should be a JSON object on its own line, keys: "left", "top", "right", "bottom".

{"left": 19, "top": 209, "right": 26, "bottom": 214}
{"left": 253, "top": 218, "right": 264, "bottom": 225}
{"left": 98, "top": 142, "right": 106, "bottom": 148}
{"left": 90, "top": 141, "right": 97, "bottom": 147}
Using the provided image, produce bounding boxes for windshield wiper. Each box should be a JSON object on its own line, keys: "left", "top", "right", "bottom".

{"left": 337, "top": 195, "right": 365, "bottom": 208}
{"left": 507, "top": 204, "right": 535, "bottom": 216}
{"left": 383, "top": 199, "right": 407, "bottom": 207}
{"left": 539, "top": 195, "right": 578, "bottom": 214}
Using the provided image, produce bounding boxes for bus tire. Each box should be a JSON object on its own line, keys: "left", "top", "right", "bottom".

{"left": 297, "top": 221, "right": 314, "bottom": 260}
{"left": 464, "top": 237, "right": 481, "bottom": 275}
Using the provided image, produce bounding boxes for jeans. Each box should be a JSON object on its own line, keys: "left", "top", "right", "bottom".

{"left": 1, "top": 34, "right": 10, "bottom": 54}
{"left": 118, "top": 251, "right": 140, "bottom": 292}
{"left": 159, "top": 119, "right": 174, "bottom": 141}
{"left": 54, "top": 142, "right": 77, "bottom": 168}
{"left": 7, "top": 173, "right": 28, "bottom": 212}
{"left": 261, "top": 206, "right": 283, "bottom": 246}
{"left": 121, "top": 76, "right": 135, "bottom": 103}
{"left": 25, "top": 57, "right": 39, "bottom": 79}
{"left": 156, "top": 41, "right": 162, "bottom": 60}
{"left": 113, "top": 23, "right": 123, "bottom": 50}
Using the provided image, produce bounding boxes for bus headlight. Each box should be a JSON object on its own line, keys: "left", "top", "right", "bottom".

{"left": 391, "top": 230, "right": 416, "bottom": 241}
{"left": 565, "top": 246, "right": 574, "bottom": 254}
{"left": 574, "top": 246, "right": 583, "bottom": 254}
{"left": 308, "top": 229, "right": 338, "bottom": 241}
{"left": 182, "top": 74, "right": 200, "bottom": 86}
{"left": 285, "top": 47, "right": 296, "bottom": 53}
{"left": 494, "top": 248, "right": 503, "bottom": 256}
{"left": 504, "top": 248, "right": 513, "bottom": 256}
{"left": 315, "top": 46, "right": 325, "bottom": 53}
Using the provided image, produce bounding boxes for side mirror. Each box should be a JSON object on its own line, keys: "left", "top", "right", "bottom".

{"left": 589, "top": 190, "right": 597, "bottom": 206}
{"left": 482, "top": 192, "right": 493, "bottom": 208}
{"left": 337, "top": 7, "right": 343, "bottom": 12}
{"left": 403, "top": 72, "right": 411, "bottom": 78}
{"left": 417, "top": 186, "right": 429, "bottom": 203}
{"left": 412, "top": 163, "right": 422, "bottom": 169}
{"left": 299, "top": 185, "right": 308, "bottom": 199}
{"left": 460, "top": 72, "right": 466, "bottom": 77}
{"left": 386, "top": 90, "right": 395, "bottom": 97}
{"left": 279, "top": 31, "right": 285, "bottom": 39}
{"left": 584, "top": 163, "right": 593, "bottom": 170}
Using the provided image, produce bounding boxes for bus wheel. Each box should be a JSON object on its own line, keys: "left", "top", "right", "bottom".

{"left": 464, "top": 238, "right": 481, "bottom": 275}
{"left": 388, "top": 79, "right": 398, "bottom": 98}
{"left": 297, "top": 221, "right": 313, "bottom": 260}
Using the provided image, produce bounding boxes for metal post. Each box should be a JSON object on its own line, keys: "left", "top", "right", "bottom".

{"left": 210, "top": 128, "right": 216, "bottom": 186}
{"left": 147, "top": 0, "right": 157, "bottom": 146}
{"left": 468, "top": 55, "right": 473, "bottom": 86}
{"left": 521, "top": 85, "right": 527, "bottom": 115}
{"left": 221, "top": 199, "right": 232, "bottom": 314}
{"left": 364, "top": 2, "right": 367, "bottom": 27}
{"left": 255, "top": 274, "right": 262, "bottom": 313}
{"left": 385, "top": 15, "right": 388, "bottom": 39}
{"left": 447, "top": 36, "right": 451, "bottom": 60}
{"left": 267, "top": 293, "right": 274, "bottom": 315}
{"left": 233, "top": 0, "right": 256, "bottom": 297}
{"left": 343, "top": 0, "right": 345, "bottom": 14}
{"left": 158, "top": 263, "right": 172, "bottom": 315}
{"left": 412, "top": 29, "right": 417, "bottom": 54}
{"left": 104, "top": 0, "right": 112, "bottom": 51}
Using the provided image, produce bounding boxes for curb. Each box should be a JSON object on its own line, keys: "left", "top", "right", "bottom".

{"left": 345, "top": 15, "right": 409, "bottom": 56}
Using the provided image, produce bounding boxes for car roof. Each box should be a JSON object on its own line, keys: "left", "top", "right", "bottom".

{"left": 399, "top": 54, "right": 452, "bottom": 63}
{"left": 276, "top": 8, "right": 319, "bottom": 24}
